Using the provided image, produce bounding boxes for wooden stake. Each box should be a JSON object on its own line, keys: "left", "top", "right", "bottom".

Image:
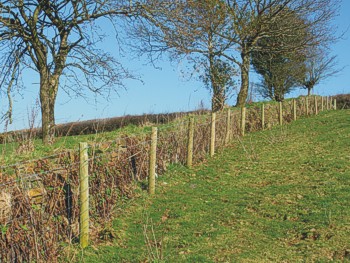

{"left": 241, "top": 107, "right": 246, "bottom": 136}
{"left": 293, "top": 99, "right": 297, "bottom": 121}
{"left": 79, "top": 142, "right": 89, "bottom": 249}
{"left": 306, "top": 97, "right": 309, "bottom": 116}
{"left": 279, "top": 102, "right": 283, "bottom": 125}
{"left": 321, "top": 96, "right": 324, "bottom": 111}
{"left": 261, "top": 104, "right": 265, "bottom": 130}
{"left": 210, "top": 112, "right": 216, "bottom": 157}
{"left": 225, "top": 110, "right": 231, "bottom": 145}
{"left": 334, "top": 99, "right": 337, "bottom": 110}
{"left": 315, "top": 96, "right": 318, "bottom": 115}
{"left": 187, "top": 117, "right": 194, "bottom": 168}
{"left": 327, "top": 96, "right": 329, "bottom": 110}
{"left": 149, "top": 127, "right": 158, "bottom": 195}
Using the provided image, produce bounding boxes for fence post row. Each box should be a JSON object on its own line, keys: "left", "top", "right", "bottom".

{"left": 187, "top": 117, "right": 194, "bottom": 168}
{"left": 225, "top": 110, "right": 231, "bottom": 145}
{"left": 2, "top": 93, "right": 342, "bottom": 262}
{"left": 261, "top": 104, "right": 265, "bottom": 130}
{"left": 210, "top": 113, "right": 216, "bottom": 157}
{"left": 79, "top": 142, "right": 89, "bottom": 249}
{"left": 241, "top": 107, "right": 246, "bottom": 136}
{"left": 149, "top": 127, "right": 158, "bottom": 195}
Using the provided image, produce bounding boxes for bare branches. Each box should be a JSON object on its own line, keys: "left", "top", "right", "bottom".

{"left": 132, "top": 0, "right": 238, "bottom": 111}
{"left": 0, "top": 0, "right": 145, "bottom": 143}
{"left": 132, "top": 0, "right": 340, "bottom": 107}
{"left": 301, "top": 47, "right": 343, "bottom": 95}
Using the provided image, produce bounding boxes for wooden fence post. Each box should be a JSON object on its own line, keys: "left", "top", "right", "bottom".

{"left": 321, "top": 96, "right": 324, "bottom": 111}
{"left": 261, "top": 104, "right": 265, "bottom": 130}
{"left": 293, "top": 99, "right": 297, "bottom": 121}
{"left": 327, "top": 96, "right": 329, "bottom": 110}
{"left": 149, "top": 127, "right": 158, "bottom": 195}
{"left": 279, "top": 102, "right": 283, "bottom": 125}
{"left": 187, "top": 117, "right": 194, "bottom": 168}
{"left": 334, "top": 99, "right": 337, "bottom": 110}
{"left": 306, "top": 96, "right": 309, "bottom": 116}
{"left": 330, "top": 97, "right": 333, "bottom": 110}
{"left": 210, "top": 112, "right": 216, "bottom": 157}
{"left": 79, "top": 142, "right": 89, "bottom": 249}
{"left": 315, "top": 96, "right": 318, "bottom": 115}
{"left": 241, "top": 107, "right": 246, "bottom": 136}
{"left": 225, "top": 110, "right": 231, "bottom": 145}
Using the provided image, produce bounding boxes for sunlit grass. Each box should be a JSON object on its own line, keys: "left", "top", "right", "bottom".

{"left": 76, "top": 109, "right": 350, "bottom": 262}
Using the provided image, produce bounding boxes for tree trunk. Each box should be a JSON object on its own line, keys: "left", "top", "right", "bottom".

{"left": 236, "top": 51, "right": 250, "bottom": 107}
{"left": 209, "top": 51, "right": 225, "bottom": 112}
{"left": 212, "top": 86, "right": 226, "bottom": 112}
{"left": 40, "top": 71, "right": 59, "bottom": 144}
{"left": 307, "top": 87, "right": 312, "bottom": 96}
{"left": 274, "top": 87, "right": 285, "bottom": 102}
{"left": 274, "top": 93, "right": 284, "bottom": 102}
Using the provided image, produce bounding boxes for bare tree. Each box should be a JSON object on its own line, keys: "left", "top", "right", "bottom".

{"left": 0, "top": 0, "right": 143, "bottom": 144}
{"left": 301, "top": 48, "right": 342, "bottom": 96}
{"left": 135, "top": 0, "right": 237, "bottom": 112}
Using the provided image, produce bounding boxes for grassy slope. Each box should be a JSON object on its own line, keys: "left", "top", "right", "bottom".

{"left": 77, "top": 110, "right": 349, "bottom": 262}
{"left": 0, "top": 99, "right": 287, "bottom": 164}
{"left": 0, "top": 124, "right": 153, "bottom": 164}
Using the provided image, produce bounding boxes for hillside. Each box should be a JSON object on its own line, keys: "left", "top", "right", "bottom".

{"left": 79, "top": 109, "right": 350, "bottom": 262}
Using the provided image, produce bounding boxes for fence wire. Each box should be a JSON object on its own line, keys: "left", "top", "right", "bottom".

{"left": 0, "top": 97, "right": 333, "bottom": 262}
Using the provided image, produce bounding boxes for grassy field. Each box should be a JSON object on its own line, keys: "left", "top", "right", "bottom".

{"left": 68, "top": 109, "right": 350, "bottom": 262}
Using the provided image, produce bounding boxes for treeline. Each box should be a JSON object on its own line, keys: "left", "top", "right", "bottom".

{"left": 0, "top": 0, "right": 341, "bottom": 144}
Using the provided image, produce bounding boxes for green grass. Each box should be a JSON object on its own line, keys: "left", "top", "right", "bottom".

{"left": 0, "top": 98, "right": 302, "bottom": 164}
{"left": 0, "top": 123, "right": 155, "bottom": 164}
{"left": 70, "top": 109, "right": 350, "bottom": 262}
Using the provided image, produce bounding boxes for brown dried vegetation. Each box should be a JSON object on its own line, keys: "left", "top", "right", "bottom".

{"left": 0, "top": 97, "right": 326, "bottom": 262}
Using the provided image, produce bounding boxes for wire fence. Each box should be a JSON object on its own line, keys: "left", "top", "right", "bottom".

{"left": 0, "top": 96, "right": 336, "bottom": 262}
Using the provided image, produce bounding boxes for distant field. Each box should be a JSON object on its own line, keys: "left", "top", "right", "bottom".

{"left": 76, "top": 109, "right": 350, "bottom": 262}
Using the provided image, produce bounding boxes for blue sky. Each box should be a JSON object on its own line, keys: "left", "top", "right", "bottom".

{"left": 1, "top": 1, "right": 349, "bottom": 132}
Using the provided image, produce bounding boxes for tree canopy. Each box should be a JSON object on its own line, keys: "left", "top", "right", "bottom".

{"left": 251, "top": 7, "right": 308, "bottom": 101}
